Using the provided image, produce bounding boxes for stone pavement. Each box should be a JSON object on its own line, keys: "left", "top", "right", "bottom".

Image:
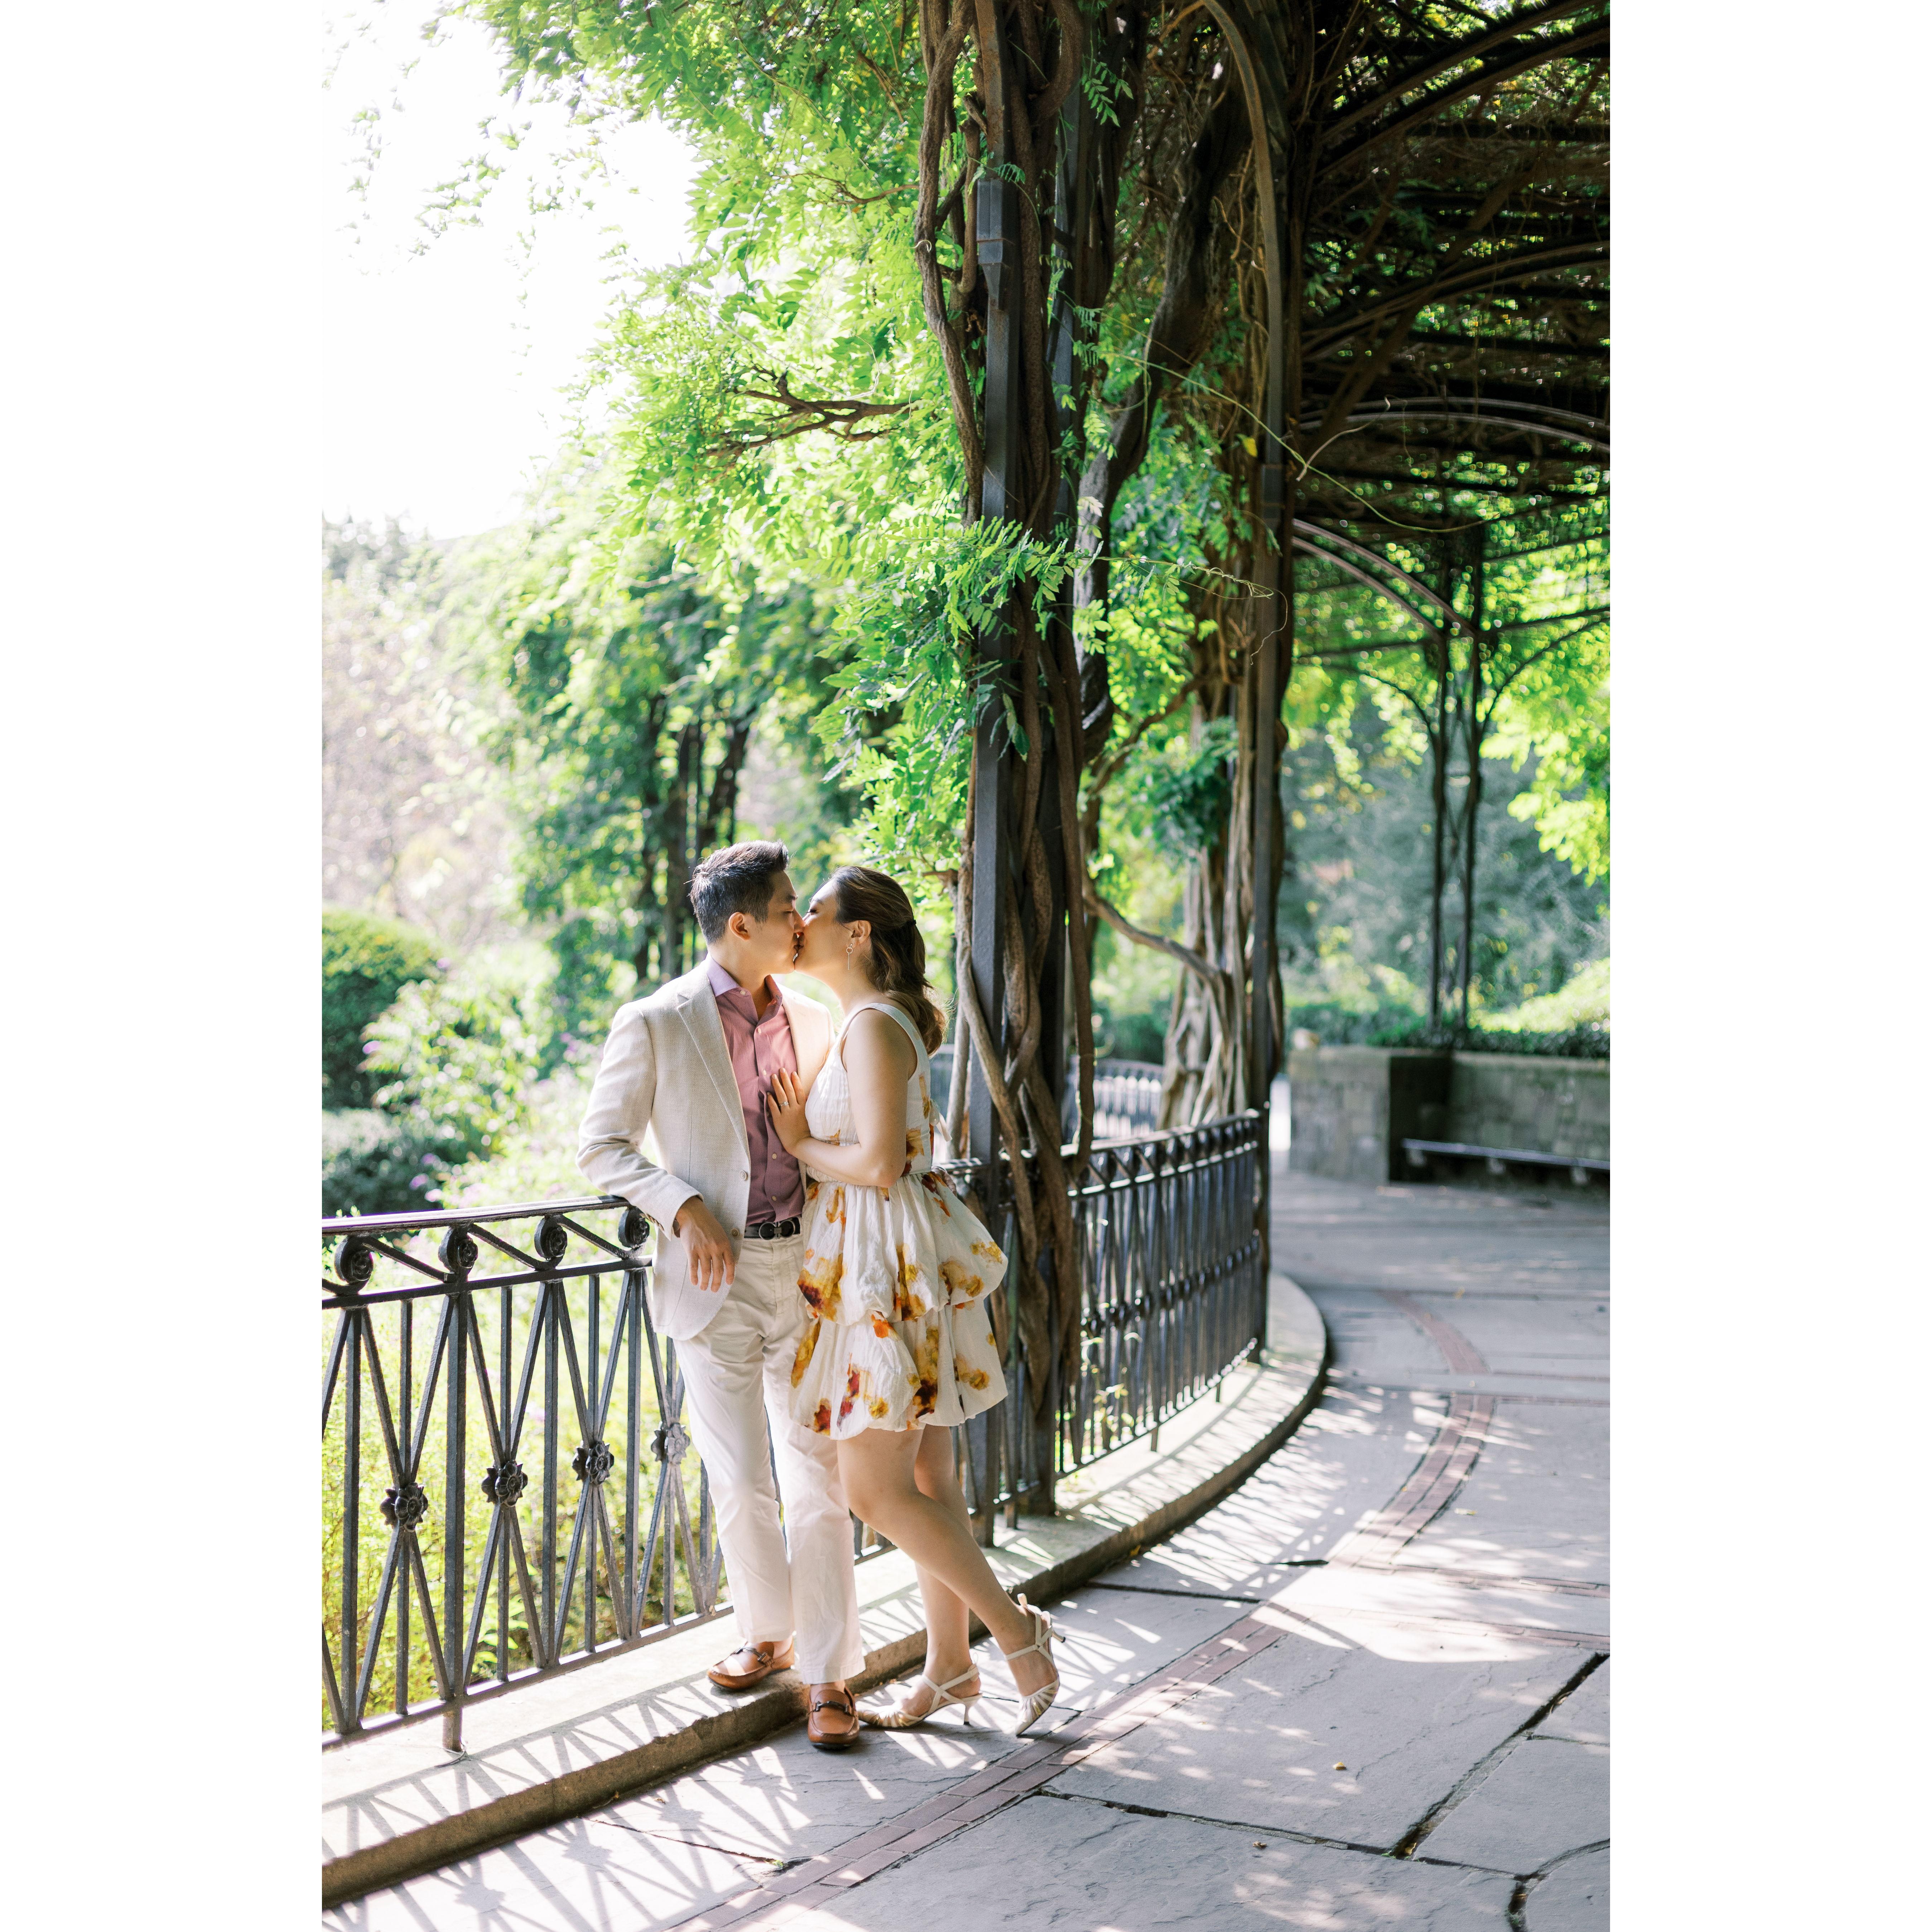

{"left": 326, "top": 1168, "right": 1608, "bottom": 1931}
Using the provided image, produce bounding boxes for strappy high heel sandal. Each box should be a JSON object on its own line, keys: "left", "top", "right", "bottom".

{"left": 1002, "top": 1594, "right": 1064, "bottom": 1736}
{"left": 859, "top": 1664, "right": 983, "bottom": 1731}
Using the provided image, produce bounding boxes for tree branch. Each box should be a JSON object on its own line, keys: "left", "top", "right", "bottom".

{"left": 1085, "top": 883, "right": 1230, "bottom": 990}
{"left": 732, "top": 369, "right": 914, "bottom": 448}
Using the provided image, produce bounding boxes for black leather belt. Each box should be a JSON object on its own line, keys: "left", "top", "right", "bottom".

{"left": 745, "top": 1218, "right": 801, "bottom": 1241}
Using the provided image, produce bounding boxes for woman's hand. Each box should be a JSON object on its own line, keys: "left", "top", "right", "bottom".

{"left": 765, "top": 1068, "right": 812, "bottom": 1157}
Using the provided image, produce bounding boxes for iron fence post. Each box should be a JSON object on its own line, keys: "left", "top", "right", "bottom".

{"left": 441, "top": 1292, "right": 466, "bottom": 1755}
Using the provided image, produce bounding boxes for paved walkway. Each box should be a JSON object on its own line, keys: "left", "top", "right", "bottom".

{"left": 327, "top": 1169, "right": 1609, "bottom": 1930}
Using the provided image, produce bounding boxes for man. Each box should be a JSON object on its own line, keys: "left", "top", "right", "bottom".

{"left": 578, "top": 841, "right": 864, "bottom": 1751}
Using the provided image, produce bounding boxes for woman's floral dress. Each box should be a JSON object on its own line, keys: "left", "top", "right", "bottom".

{"left": 787, "top": 999, "right": 1007, "bottom": 1437}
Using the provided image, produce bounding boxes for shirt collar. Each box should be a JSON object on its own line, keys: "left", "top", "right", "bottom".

{"left": 707, "top": 955, "right": 782, "bottom": 1013}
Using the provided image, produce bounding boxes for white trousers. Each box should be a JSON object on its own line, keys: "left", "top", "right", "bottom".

{"left": 675, "top": 1236, "right": 865, "bottom": 1683}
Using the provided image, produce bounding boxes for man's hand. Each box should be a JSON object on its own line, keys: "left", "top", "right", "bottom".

{"left": 671, "top": 1195, "right": 736, "bottom": 1292}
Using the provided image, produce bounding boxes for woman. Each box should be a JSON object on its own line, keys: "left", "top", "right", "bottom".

{"left": 764, "top": 865, "right": 1063, "bottom": 1736}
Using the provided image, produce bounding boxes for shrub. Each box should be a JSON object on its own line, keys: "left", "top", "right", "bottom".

{"left": 322, "top": 1109, "right": 461, "bottom": 1217}
{"left": 360, "top": 957, "right": 550, "bottom": 1170}
{"left": 323, "top": 908, "right": 441, "bottom": 1107}
{"left": 1361, "top": 1017, "right": 1610, "bottom": 1059}
{"left": 1286, "top": 994, "right": 1607, "bottom": 1060}
{"left": 1286, "top": 998, "right": 1426, "bottom": 1046}
{"left": 1484, "top": 956, "right": 1610, "bottom": 1033}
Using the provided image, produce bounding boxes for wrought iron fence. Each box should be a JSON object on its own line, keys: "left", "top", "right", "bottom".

{"left": 321, "top": 1113, "right": 1265, "bottom": 1751}
{"left": 322, "top": 1198, "right": 710, "bottom": 1754}
{"left": 952, "top": 1111, "right": 1268, "bottom": 1522}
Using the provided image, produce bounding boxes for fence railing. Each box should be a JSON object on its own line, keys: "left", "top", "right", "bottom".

{"left": 321, "top": 1111, "right": 1265, "bottom": 1751}
{"left": 951, "top": 1112, "right": 1268, "bottom": 1521}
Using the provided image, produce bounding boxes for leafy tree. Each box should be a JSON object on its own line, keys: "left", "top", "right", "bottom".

{"left": 449, "top": 461, "right": 862, "bottom": 1038}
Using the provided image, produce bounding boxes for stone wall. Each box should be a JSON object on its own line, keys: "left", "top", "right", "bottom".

{"left": 1286, "top": 1047, "right": 1452, "bottom": 1184}
{"left": 1449, "top": 1052, "right": 1609, "bottom": 1162}
{"left": 1287, "top": 1045, "right": 1609, "bottom": 1181}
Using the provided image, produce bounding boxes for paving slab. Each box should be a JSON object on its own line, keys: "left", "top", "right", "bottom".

{"left": 324, "top": 1812, "right": 769, "bottom": 1932}
{"left": 1092, "top": 1385, "right": 1444, "bottom": 1592}
{"left": 612, "top": 1721, "right": 1025, "bottom": 1864}
{"left": 1275, "top": 1176, "right": 1608, "bottom": 1307}
{"left": 1032, "top": 1578, "right": 1271, "bottom": 1706}
{"left": 786, "top": 1792, "right": 1516, "bottom": 1931}
{"left": 1524, "top": 1844, "right": 1609, "bottom": 1931}
{"left": 1392, "top": 1402, "right": 1608, "bottom": 1582}
{"left": 599, "top": 1578, "right": 1249, "bottom": 1866}
{"left": 1277, "top": 1563, "right": 1611, "bottom": 1646}
{"left": 1533, "top": 1662, "right": 1608, "bottom": 1744}
{"left": 1051, "top": 1627, "right": 1591, "bottom": 1847}
{"left": 1418, "top": 1737, "right": 1609, "bottom": 1874}
{"left": 1430, "top": 1297, "right": 1608, "bottom": 1367}
{"left": 1311, "top": 1289, "right": 1455, "bottom": 1378}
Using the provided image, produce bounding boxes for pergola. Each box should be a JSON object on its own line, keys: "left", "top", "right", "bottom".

{"left": 944, "top": 1, "right": 1609, "bottom": 1480}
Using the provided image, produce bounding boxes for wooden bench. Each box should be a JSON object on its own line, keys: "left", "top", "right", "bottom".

{"left": 1401, "top": 1138, "right": 1609, "bottom": 1186}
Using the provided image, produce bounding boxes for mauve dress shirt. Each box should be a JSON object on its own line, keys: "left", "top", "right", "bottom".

{"left": 707, "top": 958, "right": 806, "bottom": 1225}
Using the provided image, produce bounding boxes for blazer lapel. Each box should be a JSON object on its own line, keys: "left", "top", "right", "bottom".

{"left": 675, "top": 968, "right": 751, "bottom": 1158}
{"left": 780, "top": 987, "right": 830, "bottom": 1089}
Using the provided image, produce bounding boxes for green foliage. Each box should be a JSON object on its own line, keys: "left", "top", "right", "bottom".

{"left": 1279, "top": 689, "right": 1607, "bottom": 1019}
{"left": 1136, "top": 717, "right": 1237, "bottom": 861}
{"left": 450, "top": 461, "right": 859, "bottom": 1033}
{"left": 1089, "top": 919, "right": 1180, "bottom": 1063}
{"left": 321, "top": 1109, "right": 460, "bottom": 1217}
{"left": 1487, "top": 956, "right": 1609, "bottom": 1032}
{"left": 1364, "top": 1018, "right": 1610, "bottom": 1060}
{"left": 1095, "top": 1004, "right": 1168, "bottom": 1065}
{"left": 322, "top": 907, "right": 442, "bottom": 1107}
{"left": 385, "top": 3, "right": 1610, "bottom": 1104}
{"left": 429, "top": 1053, "right": 601, "bottom": 1211}
{"left": 361, "top": 953, "right": 552, "bottom": 1169}
{"left": 1490, "top": 646, "right": 1610, "bottom": 884}
{"left": 1285, "top": 998, "right": 1429, "bottom": 1047}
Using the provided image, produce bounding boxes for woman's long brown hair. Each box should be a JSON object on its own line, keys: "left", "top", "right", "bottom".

{"left": 829, "top": 866, "right": 948, "bottom": 1053}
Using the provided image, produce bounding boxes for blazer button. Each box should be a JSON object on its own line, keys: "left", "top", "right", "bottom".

{"left": 731, "top": 1228, "right": 743, "bottom": 1239}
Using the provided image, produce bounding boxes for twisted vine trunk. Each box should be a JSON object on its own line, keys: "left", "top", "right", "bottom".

{"left": 916, "top": 0, "right": 1146, "bottom": 1484}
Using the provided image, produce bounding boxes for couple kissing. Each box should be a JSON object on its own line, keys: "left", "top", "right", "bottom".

{"left": 577, "top": 842, "right": 1063, "bottom": 1750}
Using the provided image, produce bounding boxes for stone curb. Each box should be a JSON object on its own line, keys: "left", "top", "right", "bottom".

{"left": 322, "top": 1275, "right": 1329, "bottom": 1908}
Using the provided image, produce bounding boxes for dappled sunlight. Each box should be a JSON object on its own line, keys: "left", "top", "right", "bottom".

{"left": 327, "top": 1810, "right": 767, "bottom": 1931}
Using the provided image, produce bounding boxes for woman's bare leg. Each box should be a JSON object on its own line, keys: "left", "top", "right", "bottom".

{"left": 899, "top": 1427, "right": 975, "bottom": 1705}
{"left": 839, "top": 1427, "right": 1054, "bottom": 1700}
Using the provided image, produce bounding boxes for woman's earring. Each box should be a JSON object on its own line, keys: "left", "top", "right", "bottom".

{"left": 845, "top": 936, "right": 854, "bottom": 964}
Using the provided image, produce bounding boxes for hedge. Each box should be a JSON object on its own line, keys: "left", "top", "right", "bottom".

{"left": 322, "top": 907, "right": 441, "bottom": 1108}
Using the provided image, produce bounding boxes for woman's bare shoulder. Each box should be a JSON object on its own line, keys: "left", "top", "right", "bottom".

{"left": 842, "top": 1004, "right": 918, "bottom": 1077}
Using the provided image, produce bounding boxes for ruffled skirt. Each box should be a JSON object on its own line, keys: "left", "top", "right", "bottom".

{"left": 787, "top": 1169, "right": 1008, "bottom": 1436}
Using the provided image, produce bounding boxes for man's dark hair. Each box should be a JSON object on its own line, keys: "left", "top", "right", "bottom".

{"left": 689, "top": 841, "right": 791, "bottom": 943}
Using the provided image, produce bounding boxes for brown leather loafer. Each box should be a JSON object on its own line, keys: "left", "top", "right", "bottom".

{"left": 806, "top": 1683, "right": 861, "bottom": 1752}
{"left": 708, "top": 1640, "right": 795, "bottom": 1691}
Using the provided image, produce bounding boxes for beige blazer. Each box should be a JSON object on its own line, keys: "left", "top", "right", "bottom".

{"left": 577, "top": 961, "right": 835, "bottom": 1340}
